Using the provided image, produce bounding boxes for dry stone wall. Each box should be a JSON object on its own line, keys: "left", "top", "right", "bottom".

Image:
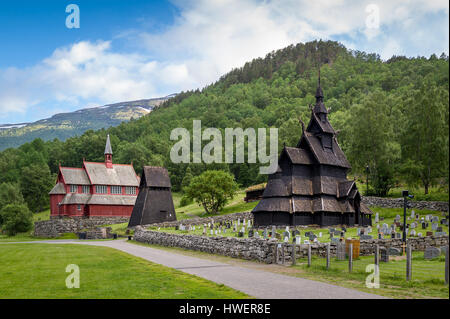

{"left": 362, "top": 196, "right": 448, "bottom": 212}
{"left": 34, "top": 217, "right": 129, "bottom": 237}
{"left": 134, "top": 227, "right": 448, "bottom": 264}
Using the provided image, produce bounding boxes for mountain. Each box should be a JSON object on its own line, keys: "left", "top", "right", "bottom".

{"left": 0, "top": 94, "right": 176, "bottom": 150}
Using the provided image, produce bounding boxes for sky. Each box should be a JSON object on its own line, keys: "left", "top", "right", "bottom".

{"left": 0, "top": 0, "right": 448, "bottom": 124}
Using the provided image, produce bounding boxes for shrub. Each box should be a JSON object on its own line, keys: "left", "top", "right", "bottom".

{"left": 179, "top": 195, "right": 193, "bottom": 207}
{"left": 184, "top": 170, "right": 238, "bottom": 214}
{"left": 0, "top": 204, "right": 33, "bottom": 236}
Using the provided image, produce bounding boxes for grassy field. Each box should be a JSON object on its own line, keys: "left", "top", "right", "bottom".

{"left": 175, "top": 190, "right": 258, "bottom": 220}
{"left": 149, "top": 207, "right": 448, "bottom": 243}
{"left": 290, "top": 251, "right": 449, "bottom": 299}
{"left": 0, "top": 244, "right": 250, "bottom": 299}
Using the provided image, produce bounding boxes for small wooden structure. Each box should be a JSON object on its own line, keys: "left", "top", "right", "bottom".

{"left": 252, "top": 75, "right": 372, "bottom": 227}
{"left": 244, "top": 183, "right": 266, "bottom": 202}
{"left": 128, "top": 166, "right": 176, "bottom": 227}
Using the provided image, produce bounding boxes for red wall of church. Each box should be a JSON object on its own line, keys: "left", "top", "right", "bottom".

{"left": 88, "top": 205, "right": 133, "bottom": 217}
{"left": 50, "top": 194, "right": 65, "bottom": 217}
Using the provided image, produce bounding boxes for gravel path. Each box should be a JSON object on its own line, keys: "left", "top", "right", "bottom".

{"left": 3, "top": 239, "right": 386, "bottom": 299}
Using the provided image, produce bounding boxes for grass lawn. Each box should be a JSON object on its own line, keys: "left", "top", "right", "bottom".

{"left": 290, "top": 252, "right": 449, "bottom": 299}
{"left": 0, "top": 244, "right": 250, "bottom": 299}
{"left": 149, "top": 207, "right": 448, "bottom": 243}
{"left": 175, "top": 190, "right": 258, "bottom": 220}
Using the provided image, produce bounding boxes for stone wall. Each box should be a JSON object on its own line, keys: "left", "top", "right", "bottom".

{"left": 34, "top": 217, "right": 129, "bottom": 238}
{"left": 133, "top": 227, "right": 449, "bottom": 264}
{"left": 362, "top": 196, "right": 448, "bottom": 212}
{"left": 140, "top": 212, "right": 254, "bottom": 228}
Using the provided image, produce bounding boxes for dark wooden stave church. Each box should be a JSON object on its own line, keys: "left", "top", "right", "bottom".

{"left": 128, "top": 166, "right": 176, "bottom": 227}
{"left": 252, "top": 78, "right": 372, "bottom": 227}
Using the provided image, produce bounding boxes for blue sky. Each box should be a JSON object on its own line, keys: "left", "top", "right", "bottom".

{"left": 0, "top": 0, "right": 448, "bottom": 124}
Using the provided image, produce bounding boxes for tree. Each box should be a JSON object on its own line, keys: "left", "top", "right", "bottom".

{"left": 400, "top": 78, "right": 449, "bottom": 194}
{"left": 347, "top": 90, "right": 399, "bottom": 196}
{"left": 0, "top": 204, "right": 33, "bottom": 236}
{"left": 20, "top": 163, "right": 54, "bottom": 213}
{"left": 184, "top": 170, "right": 238, "bottom": 214}
{"left": 181, "top": 166, "right": 193, "bottom": 192}
{"left": 0, "top": 183, "right": 25, "bottom": 212}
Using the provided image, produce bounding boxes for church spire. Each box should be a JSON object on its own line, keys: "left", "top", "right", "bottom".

{"left": 104, "top": 134, "right": 113, "bottom": 168}
{"left": 315, "top": 68, "right": 324, "bottom": 102}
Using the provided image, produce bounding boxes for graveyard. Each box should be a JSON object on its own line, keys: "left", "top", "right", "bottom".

{"left": 147, "top": 206, "right": 448, "bottom": 244}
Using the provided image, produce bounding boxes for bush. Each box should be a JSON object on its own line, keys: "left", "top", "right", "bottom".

{"left": 179, "top": 195, "right": 193, "bottom": 207}
{"left": 0, "top": 204, "right": 33, "bottom": 236}
{"left": 184, "top": 170, "right": 238, "bottom": 214}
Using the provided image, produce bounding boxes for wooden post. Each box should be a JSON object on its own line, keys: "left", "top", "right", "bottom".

{"left": 445, "top": 245, "right": 449, "bottom": 285}
{"left": 406, "top": 244, "right": 412, "bottom": 281}
{"left": 349, "top": 243, "right": 353, "bottom": 273}
{"left": 281, "top": 243, "right": 285, "bottom": 265}
{"left": 375, "top": 244, "right": 379, "bottom": 275}
{"left": 292, "top": 244, "right": 296, "bottom": 266}
{"left": 307, "top": 244, "right": 311, "bottom": 267}
{"left": 326, "top": 243, "right": 330, "bottom": 270}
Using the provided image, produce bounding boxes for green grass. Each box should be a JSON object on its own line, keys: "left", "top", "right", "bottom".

{"left": 151, "top": 207, "right": 448, "bottom": 243}
{"left": 290, "top": 252, "right": 449, "bottom": 299}
{"left": 352, "top": 178, "right": 449, "bottom": 202}
{"left": 175, "top": 189, "right": 258, "bottom": 220}
{"left": 33, "top": 209, "right": 50, "bottom": 222}
{"left": 0, "top": 244, "right": 250, "bottom": 299}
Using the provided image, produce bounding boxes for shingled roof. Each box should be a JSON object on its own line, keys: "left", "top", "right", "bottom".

{"left": 83, "top": 162, "right": 139, "bottom": 186}
{"left": 60, "top": 168, "right": 91, "bottom": 185}
{"left": 141, "top": 166, "right": 171, "bottom": 188}
{"left": 49, "top": 182, "right": 66, "bottom": 195}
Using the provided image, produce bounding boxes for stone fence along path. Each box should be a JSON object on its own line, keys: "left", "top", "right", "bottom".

{"left": 361, "top": 196, "right": 448, "bottom": 212}
{"left": 134, "top": 226, "right": 449, "bottom": 264}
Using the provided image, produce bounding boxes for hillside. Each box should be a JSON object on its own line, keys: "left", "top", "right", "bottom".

{"left": 0, "top": 94, "right": 176, "bottom": 150}
{"left": 0, "top": 40, "right": 448, "bottom": 199}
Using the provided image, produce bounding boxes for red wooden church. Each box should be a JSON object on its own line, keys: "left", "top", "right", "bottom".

{"left": 49, "top": 135, "right": 140, "bottom": 218}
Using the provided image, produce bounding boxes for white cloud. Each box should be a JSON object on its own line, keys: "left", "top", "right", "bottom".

{"left": 0, "top": 0, "right": 448, "bottom": 122}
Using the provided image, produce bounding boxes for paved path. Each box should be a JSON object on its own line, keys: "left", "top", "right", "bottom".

{"left": 3, "top": 239, "right": 385, "bottom": 299}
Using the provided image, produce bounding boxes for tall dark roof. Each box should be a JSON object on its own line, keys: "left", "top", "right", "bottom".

{"left": 142, "top": 166, "right": 172, "bottom": 188}
{"left": 60, "top": 168, "right": 91, "bottom": 185}
{"left": 104, "top": 134, "right": 113, "bottom": 155}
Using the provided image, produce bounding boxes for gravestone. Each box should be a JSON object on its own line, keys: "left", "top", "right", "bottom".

{"left": 410, "top": 222, "right": 416, "bottom": 229}
{"left": 437, "top": 226, "right": 443, "bottom": 232}
{"left": 410, "top": 229, "right": 416, "bottom": 236}
{"left": 284, "top": 236, "right": 289, "bottom": 243}
{"left": 380, "top": 247, "right": 389, "bottom": 262}
{"left": 329, "top": 228, "right": 336, "bottom": 234}
{"left": 295, "top": 236, "right": 301, "bottom": 245}
{"left": 426, "top": 231, "right": 433, "bottom": 236}
{"left": 248, "top": 229, "right": 254, "bottom": 238}
{"left": 237, "top": 231, "right": 244, "bottom": 237}
{"left": 357, "top": 228, "right": 361, "bottom": 236}
{"left": 389, "top": 247, "right": 402, "bottom": 256}
{"left": 432, "top": 216, "right": 439, "bottom": 223}
{"left": 378, "top": 233, "right": 382, "bottom": 240}
{"left": 422, "top": 222, "right": 427, "bottom": 229}
{"left": 336, "top": 243, "right": 346, "bottom": 260}
{"left": 303, "top": 239, "right": 310, "bottom": 244}
{"left": 411, "top": 210, "right": 415, "bottom": 219}
{"left": 418, "top": 232, "right": 422, "bottom": 237}
{"left": 391, "top": 233, "right": 396, "bottom": 239}
{"left": 367, "top": 226, "right": 372, "bottom": 234}
{"left": 432, "top": 223, "right": 438, "bottom": 231}
{"left": 331, "top": 237, "right": 340, "bottom": 244}
{"left": 435, "top": 232, "right": 447, "bottom": 236}
{"left": 425, "top": 215, "right": 430, "bottom": 221}
{"left": 360, "top": 234, "right": 373, "bottom": 240}
{"left": 271, "top": 226, "right": 276, "bottom": 238}
{"left": 395, "top": 215, "right": 401, "bottom": 223}
{"left": 318, "top": 232, "right": 322, "bottom": 238}
{"left": 375, "top": 213, "right": 379, "bottom": 223}
{"left": 254, "top": 231, "right": 259, "bottom": 239}
{"left": 263, "top": 228, "right": 268, "bottom": 239}
{"left": 292, "top": 229, "right": 300, "bottom": 237}
{"left": 308, "top": 234, "right": 317, "bottom": 241}
{"left": 424, "top": 247, "right": 440, "bottom": 260}
{"left": 283, "top": 231, "right": 290, "bottom": 240}
{"left": 396, "top": 232, "right": 402, "bottom": 239}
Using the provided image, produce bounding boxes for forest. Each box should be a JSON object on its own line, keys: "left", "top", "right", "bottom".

{"left": 0, "top": 40, "right": 448, "bottom": 213}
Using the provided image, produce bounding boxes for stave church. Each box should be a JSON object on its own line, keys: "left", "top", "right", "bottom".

{"left": 252, "top": 76, "right": 372, "bottom": 227}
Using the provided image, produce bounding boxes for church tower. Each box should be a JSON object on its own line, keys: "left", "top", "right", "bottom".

{"left": 105, "top": 134, "right": 113, "bottom": 168}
